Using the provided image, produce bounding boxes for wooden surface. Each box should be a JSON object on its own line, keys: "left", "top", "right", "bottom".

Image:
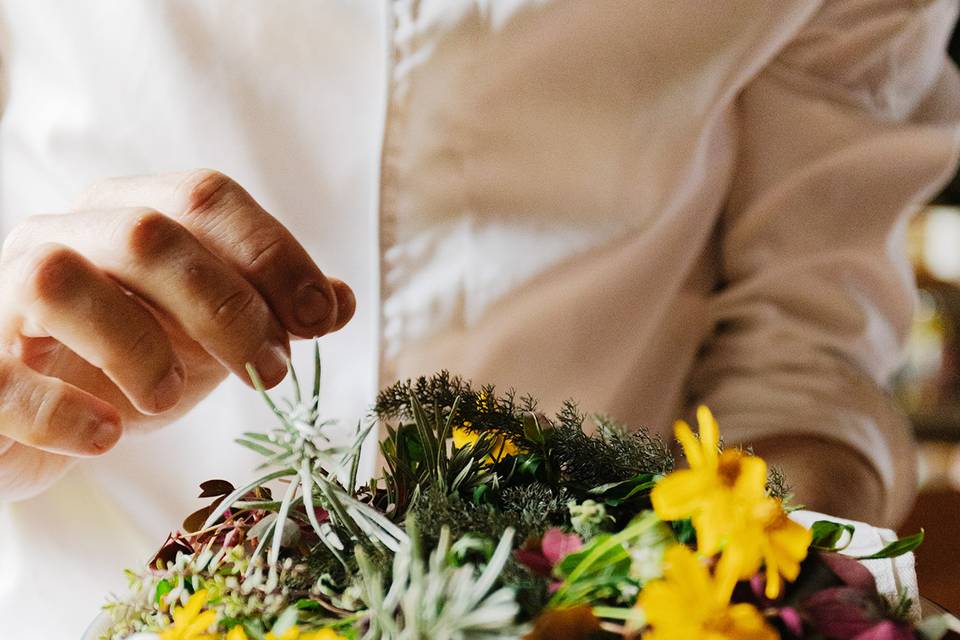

{"left": 901, "top": 487, "right": 960, "bottom": 614}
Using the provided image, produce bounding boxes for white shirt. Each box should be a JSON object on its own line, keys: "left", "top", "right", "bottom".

{"left": 0, "top": 1, "right": 958, "bottom": 636}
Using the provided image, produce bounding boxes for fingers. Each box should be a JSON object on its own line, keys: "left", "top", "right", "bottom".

{"left": 330, "top": 278, "right": 356, "bottom": 332}
{"left": 0, "top": 437, "right": 76, "bottom": 501}
{"left": 0, "top": 356, "right": 122, "bottom": 457}
{"left": 6, "top": 212, "right": 291, "bottom": 387}
{"left": 11, "top": 243, "right": 186, "bottom": 414}
{"left": 75, "top": 170, "right": 347, "bottom": 338}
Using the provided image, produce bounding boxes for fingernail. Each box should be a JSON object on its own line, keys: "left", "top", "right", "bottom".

{"left": 153, "top": 366, "right": 185, "bottom": 412}
{"left": 252, "top": 343, "right": 288, "bottom": 386}
{"left": 89, "top": 419, "right": 121, "bottom": 454}
{"left": 293, "top": 283, "right": 333, "bottom": 330}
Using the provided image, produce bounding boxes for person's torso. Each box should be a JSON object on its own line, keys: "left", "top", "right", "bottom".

{"left": 0, "top": 1, "right": 821, "bottom": 635}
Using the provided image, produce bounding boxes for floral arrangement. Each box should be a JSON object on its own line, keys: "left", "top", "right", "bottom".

{"left": 97, "top": 345, "right": 957, "bottom": 640}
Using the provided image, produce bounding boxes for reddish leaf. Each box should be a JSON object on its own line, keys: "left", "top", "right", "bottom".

{"left": 851, "top": 620, "right": 915, "bottom": 640}
{"left": 819, "top": 552, "right": 880, "bottom": 595}
{"left": 515, "top": 548, "right": 553, "bottom": 578}
{"left": 150, "top": 533, "right": 195, "bottom": 567}
{"left": 198, "top": 479, "right": 235, "bottom": 498}
{"left": 803, "top": 587, "right": 883, "bottom": 639}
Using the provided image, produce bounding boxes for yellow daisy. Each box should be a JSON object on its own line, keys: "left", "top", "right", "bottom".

{"left": 651, "top": 406, "right": 768, "bottom": 557}
{"left": 716, "top": 498, "right": 812, "bottom": 599}
{"left": 639, "top": 545, "right": 777, "bottom": 640}
{"left": 159, "top": 590, "right": 218, "bottom": 640}
{"left": 651, "top": 406, "right": 810, "bottom": 598}
{"left": 226, "top": 625, "right": 345, "bottom": 640}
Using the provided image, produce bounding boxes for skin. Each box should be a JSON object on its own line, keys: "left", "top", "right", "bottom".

{"left": 0, "top": 169, "right": 356, "bottom": 500}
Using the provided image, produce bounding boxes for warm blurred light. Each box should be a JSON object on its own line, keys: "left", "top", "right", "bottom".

{"left": 922, "top": 206, "right": 960, "bottom": 281}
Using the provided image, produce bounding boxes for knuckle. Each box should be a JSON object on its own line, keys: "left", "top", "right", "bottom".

{"left": 123, "top": 208, "right": 185, "bottom": 262}
{"left": 242, "top": 231, "right": 287, "bottom": 270}
{"left": 26, "top": 380, "right": 69, "bottom": 449}
{"left": 180, "top": 169, "right": 238, "bottom": 216}
{"left": 25, "top": 244, "right": 85, "bottom": 303}
{"left": 116, "top": 326, "right": 169, "bottom": 371}
{"left": 209, "top": 288, "right": 260, "bottom": 332}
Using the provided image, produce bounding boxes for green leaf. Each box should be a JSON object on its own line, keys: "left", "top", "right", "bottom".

{"left": 555, "top": 535, "right": 631, "bottom": 580}
{"left": 810, "top": 520, "right": 856, "bottom": 552}
{"left": 235, "top": 438, "right": 278, "bottom": 457}
{"left": 154, "top": 578, "right": 173, "bottom": 605}
{"left": 588, "top": 473, "right": 658, "bottom": 505}
{"left": 522, "top": 412, "right": 544, "bottom": 445}
{"left": 856, "top": 530, "right": 924, "bottom": 560}
{"left": 671, "top": 519, "right": 696, "bottom": 545}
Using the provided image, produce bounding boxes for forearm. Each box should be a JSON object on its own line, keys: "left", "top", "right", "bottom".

{"left": 751, "top": 435, "right": 886, "bottom": 525}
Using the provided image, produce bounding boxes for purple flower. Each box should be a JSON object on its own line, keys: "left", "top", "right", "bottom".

{"left": 779, "top": 607, "right": 804, "bottom": 637}
{"left": 802, "top": 583, "right": 915, "bottom": 640}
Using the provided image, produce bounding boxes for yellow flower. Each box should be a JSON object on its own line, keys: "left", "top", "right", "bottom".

{"left": 639, "top": 545, "right": 777, "bottom": 640}
{"left": 716, "top": 498, "right": 812, "bottom": 600}
{"left": 651, "top": 406, "right": 810, "bottom": 598}
{"left": 159, "top": 590, "right": 219, "bottom": 640}
{"left": 652, "top": 406, "right": 768, "bottom": 556}
{"left": 226, "top": 628, "right": 248, "bottom": 640}
{"left": 452, "top": 426, "right": 520, "bottom": 461}
{"left": 266, "top": 627, "right": 346, "bottom": 640}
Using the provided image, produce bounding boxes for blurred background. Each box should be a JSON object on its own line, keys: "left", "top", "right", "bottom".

{"left": 896, "top": 23, "right": 960, "bottom": 614}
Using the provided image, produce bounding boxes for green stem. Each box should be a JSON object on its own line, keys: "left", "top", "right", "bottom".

{"left": 549, "top": 515, "right": 657, "bottom": 607}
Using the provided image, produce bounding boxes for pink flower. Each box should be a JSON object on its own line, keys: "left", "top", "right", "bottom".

{"left": 515, "top": 528, "right": 583, "bottom": 579}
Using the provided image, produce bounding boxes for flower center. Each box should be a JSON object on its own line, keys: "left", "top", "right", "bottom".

{"left": 716, "top": 451, "right": 743, "bottom": 487}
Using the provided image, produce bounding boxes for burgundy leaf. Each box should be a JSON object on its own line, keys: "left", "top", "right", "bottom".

{"left": 819, "top": 552, "right": 880, "bottom": 595}
{"left": 182, "top": 505, "right": 212, "bottom": 534}
{"left": 851, "top": 620, "right": 915, "bottom": 640}
{"left": 803, "top": 587, "right": 884, "bottom": 639}
{"left": 150, "top": 532, "right": 195, "bottom": 567}
{"left": 198, "top": 479, "right": 235, "bottom": 498}
{"left": 515, "top": 548, "right": 553, "bottom": 578}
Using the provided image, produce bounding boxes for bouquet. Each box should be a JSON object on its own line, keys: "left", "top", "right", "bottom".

{"left": 94, "top": 345, "right": 957, "bottom": 640}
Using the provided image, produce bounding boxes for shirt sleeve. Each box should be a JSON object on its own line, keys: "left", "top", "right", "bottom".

{"left": 689, "top": 0, "right": 960, "bottom": 525}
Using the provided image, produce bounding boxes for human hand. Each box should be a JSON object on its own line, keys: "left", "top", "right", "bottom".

{"left": 0, "top": 170, "right": 355, "bottom": 499}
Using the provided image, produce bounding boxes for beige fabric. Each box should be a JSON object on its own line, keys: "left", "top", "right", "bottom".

{"left": 0, "top": 1, "right": 957, "bottom": 636}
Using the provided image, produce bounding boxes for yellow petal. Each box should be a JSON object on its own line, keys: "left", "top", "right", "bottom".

{"left": 715, "top": 541, "right": 759, "bottom": 601}
{"left": 301, "top": 630, "right": 347, "bottom": 640}
{"left": 650, "top": 470, "right": 708, "bottom": 520}
{"left": 769, "top": 517, "right": 813, "bottom": 560}
{"left": 674, "top": 421, "right": 705, "bottom": 469}
{"left": 452, "top": 427, "right": 477, "bottom": 449}
{"left": 693, "top": 498, "right": 739, "bottom": 555}
{"left": 732, "top": 456, "right": 768, "bottom": 501}
{"left": 662, "top": 545, "right": 713, "bottom": 604}
{"left": 173, "top": 590, "right": 209, "bottom": 627}
{"left": 725, "top": 603, "right": 779, "bottom": 640}
{"left": 695, "top": 405, "right": 720, "bottom": 465}
{"left": 764, "top": 555, "right": 782, "bottom": 600}
{"left": 227, "top": 627, "right": 250, "bottom": 640}
{"left": 184, "top": 610, "right": 218, "bottom": 638}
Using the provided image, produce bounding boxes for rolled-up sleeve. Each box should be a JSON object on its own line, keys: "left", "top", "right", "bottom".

{"left": 689, "top": 0, "right": 960, "bottom": 524}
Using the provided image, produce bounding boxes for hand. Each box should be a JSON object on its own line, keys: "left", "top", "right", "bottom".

{"left": 0, "top": 170, "right": 356, "bottom": 500}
